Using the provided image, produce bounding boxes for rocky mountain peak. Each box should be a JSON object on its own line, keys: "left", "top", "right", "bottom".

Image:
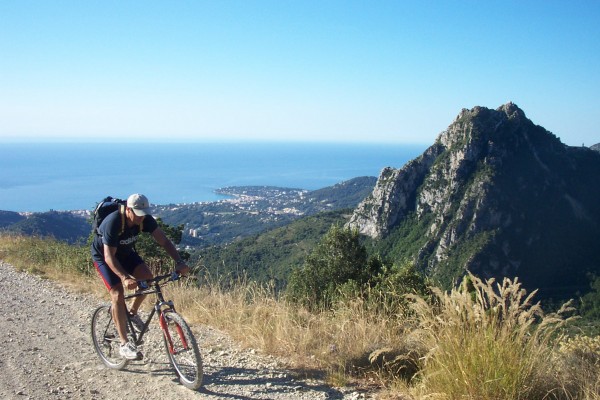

{"left": 499, "top": 101, "right": 525, "bottom": 118}
{"left": 347, "top": 103, "right": 600, "bottom": 299}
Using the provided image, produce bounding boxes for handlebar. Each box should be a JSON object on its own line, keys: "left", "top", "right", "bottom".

{"left": 137, "top": 271, "right": 180, "bottom": 291}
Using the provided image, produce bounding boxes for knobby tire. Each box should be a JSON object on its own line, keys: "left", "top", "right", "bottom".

{"left": 161, "top": 311, "right": 203, "bottom": 390}
{"left": 90, "top": 304, "right": 129, "bottom": 370}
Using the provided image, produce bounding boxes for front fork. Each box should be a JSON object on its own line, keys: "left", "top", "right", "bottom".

{"left": 158, "top": 301, "right": 189, "bottom": 354}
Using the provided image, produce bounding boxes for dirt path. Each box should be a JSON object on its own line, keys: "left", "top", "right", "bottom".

{"left": 0, "top": 261, "right": 369, "bottom": 399}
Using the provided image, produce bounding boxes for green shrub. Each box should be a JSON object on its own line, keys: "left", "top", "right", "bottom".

{"left": 286, "top": 224, "right": 379, "bottom": 310}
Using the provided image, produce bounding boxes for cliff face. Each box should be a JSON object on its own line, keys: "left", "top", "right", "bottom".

{"left": 348, "top": 103, "right": 600, "bottom": 298}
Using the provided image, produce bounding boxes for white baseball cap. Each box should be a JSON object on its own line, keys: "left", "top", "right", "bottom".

{"left": 127, "top": 193, "right": 151, "bottom": 216}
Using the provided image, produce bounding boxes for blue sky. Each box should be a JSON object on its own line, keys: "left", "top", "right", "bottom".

{"left": 1, "top": 1, "right": 599, "bottom": 146}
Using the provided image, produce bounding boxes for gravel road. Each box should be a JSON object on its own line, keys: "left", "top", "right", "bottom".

{"left": 0, "top": 261, "right": 371, "bottom": 399}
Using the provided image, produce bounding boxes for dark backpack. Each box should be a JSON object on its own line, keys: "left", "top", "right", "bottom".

{"left": 92, "top": 196, "right": 126, "bottom": 236}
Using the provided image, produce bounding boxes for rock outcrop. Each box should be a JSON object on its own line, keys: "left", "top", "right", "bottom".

{"left": 348, "top": 103, "right": 600, "bottom": 299}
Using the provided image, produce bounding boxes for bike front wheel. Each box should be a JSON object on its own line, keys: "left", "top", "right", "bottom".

{"left": 91, "top": 305, "right": 129, "bottom": 370}
{"left": 161, "top": 311, "right": 203, "bottom": 389}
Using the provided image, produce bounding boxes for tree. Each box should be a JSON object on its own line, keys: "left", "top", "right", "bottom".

{"left": 369, "top": 261, "right": 430, "bottom": 313}
{"left": 286, "top": 224, "right": 377, "bottom": 309}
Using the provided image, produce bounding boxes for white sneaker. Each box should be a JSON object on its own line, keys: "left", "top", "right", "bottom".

{"left": 120, "top": 342, "right": 139, "bottom": 360}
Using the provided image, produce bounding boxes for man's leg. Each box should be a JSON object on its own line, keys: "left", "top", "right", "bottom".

{"left": 129, "top": 263, "right": 153, "bottom": 315}
{"left": 94, "top": 260, "right": 129, "bottom": 345}
{"left": 108, "top": 284, "right": 129, "bottom": 345}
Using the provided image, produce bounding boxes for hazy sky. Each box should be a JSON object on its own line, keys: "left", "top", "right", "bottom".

{"left": 1, "top": 1, "right": 599, "bottom": 146}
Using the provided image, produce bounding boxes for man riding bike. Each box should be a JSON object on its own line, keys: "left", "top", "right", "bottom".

{"left": 91, "top": 193, "right": 190, "bottom": 359}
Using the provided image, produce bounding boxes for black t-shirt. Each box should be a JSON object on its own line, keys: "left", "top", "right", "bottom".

{"left": 91, "top": 209, "right": 158, "bottom": 263}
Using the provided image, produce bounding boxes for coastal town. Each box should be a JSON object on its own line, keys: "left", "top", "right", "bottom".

{"left": 0, "top": 178, "right": 377, "bottom": 249}
{"left": 151, "top": 178, "right": 375, "bottom": 247}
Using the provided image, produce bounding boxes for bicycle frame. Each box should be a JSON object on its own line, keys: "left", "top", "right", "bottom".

{"left": 123, "top": 272, "right": 180, "bottom": 350}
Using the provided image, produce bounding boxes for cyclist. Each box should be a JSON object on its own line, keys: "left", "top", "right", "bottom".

{"left": 91, "top": 193, "right": 190, "bottom": 359}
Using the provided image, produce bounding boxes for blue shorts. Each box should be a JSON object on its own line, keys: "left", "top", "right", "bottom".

{"left": 94, "top": 251, "right": 144, "bottom": 290}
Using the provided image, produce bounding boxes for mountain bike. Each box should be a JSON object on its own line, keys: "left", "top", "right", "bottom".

{"left": 90, "top": 271, "right": 203, "bottom": 390}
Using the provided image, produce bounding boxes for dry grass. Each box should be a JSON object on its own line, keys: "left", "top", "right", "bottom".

{"left": 0, "top": 234, "right": 107, "bottom": 297}
{"left": 1, "top": 234, "right": 599, "bottom": 399}
{"left": 167, "top": 278, "right": 409, "bottom": 371}
{"left": 404, "top": 273, "right": 592, "bottom": 400}
{"left": 556, "top": 335, "right": 600, "bottom": 399}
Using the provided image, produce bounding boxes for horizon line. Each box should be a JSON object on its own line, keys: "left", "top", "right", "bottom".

{"left": 0, "top": 138, "right": 432, "bottom": 146}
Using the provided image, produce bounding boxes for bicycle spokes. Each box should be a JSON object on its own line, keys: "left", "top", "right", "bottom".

{"left": 91, "top": 305, "right": 128, "bottom": 370}
{"left": 160, "top": 311, "right": 203, "bottom": 389}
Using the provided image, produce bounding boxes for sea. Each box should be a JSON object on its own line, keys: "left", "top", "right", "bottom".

{"left": 0, "top": 142, "right": 427, "bottom": 213}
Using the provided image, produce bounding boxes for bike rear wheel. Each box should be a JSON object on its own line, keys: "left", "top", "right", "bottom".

{"left": 91, "top": 305, "right": 129, "bottom": 370}
{"left": 161, "top": 311, "right": 203, "bottom": 389}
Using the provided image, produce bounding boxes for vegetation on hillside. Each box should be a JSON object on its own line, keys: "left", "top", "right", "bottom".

{"left": 1, "top": 233, "right": 599, "bottom": 398}
{"left": 580, "top": 276, "right": 600, "bottom": 323}
{"left": 193, "top": 209, "right": 349, "bottom": 287}
{"left": 1, "top": 211, "right": 90, "bottom": 245}
{"left": 286, "top": 225, "right": 382, "bottom": 309}
{"left": 0, "top": 210, "right": 26, "bottom": 228}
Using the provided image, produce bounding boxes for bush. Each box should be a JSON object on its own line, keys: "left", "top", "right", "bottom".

{"left": 580, "top": 276, "right": 600, "bottom": 320}
{"left": 407, "top": 273, "right": 576, "bottom": 399}
{"left": 286, "top": 225, "right": 379, "bottom": 310}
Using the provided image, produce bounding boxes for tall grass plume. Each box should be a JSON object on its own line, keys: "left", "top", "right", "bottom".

{"left": 406, "top": 273, "right": 578, "bottom": 399}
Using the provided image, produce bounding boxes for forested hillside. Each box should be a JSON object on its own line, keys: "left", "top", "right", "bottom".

{"left": 193, "top": 209, "right": 349, "bottom": 287}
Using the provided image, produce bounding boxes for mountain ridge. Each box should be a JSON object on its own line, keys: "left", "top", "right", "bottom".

{"left": 348, "top": 102, "right": 600, "bottom": 299}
